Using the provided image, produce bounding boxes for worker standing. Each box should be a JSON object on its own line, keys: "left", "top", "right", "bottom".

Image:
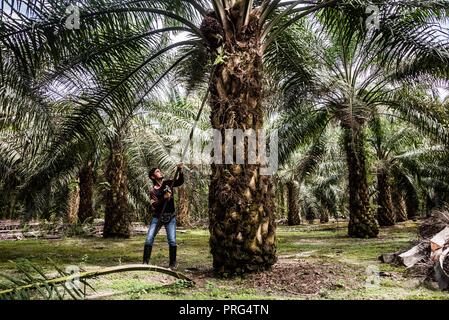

{"left": 143, "top": 163, "right": 184, "bottom": 270}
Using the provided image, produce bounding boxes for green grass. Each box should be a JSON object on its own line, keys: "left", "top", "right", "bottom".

{"left": 0, "top": 221, "right": 448, "bottom": 300}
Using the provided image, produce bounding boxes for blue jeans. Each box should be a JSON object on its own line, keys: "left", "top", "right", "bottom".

{"left": 145, "top": 216, "right": 176, "bottom": 246}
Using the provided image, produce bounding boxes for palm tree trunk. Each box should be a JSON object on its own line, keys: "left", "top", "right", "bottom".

{"left": 376, "top": 170, "right": 395, "bottom": 226}
{"left": 275, "top": 182, "right": 284, "bottom": 219}
{"left": 405, "top": 195, "right": 419, "bottom": 221}
{"left": 276, "top": 182, "right": 288, "bottom": 220}
{"left": 392, "top": 188, "right": 407, "bottom": 222}
{"left": 67, "top": 185, "right": 79, "bottom": 224}
{"left": 40, "top": 184, "right": 52, "bottom": 220}
{"left": 283, "top": 184, "right": 288, "bottom": 218}
{"left": 286, "top": 181, "right": 301, "bottom": 225}
{"left": 320, "top": 209, "right": 330, "bottom": 223}
{"left": 176, "top": 185, "right": 190, "bottom": 227}
{"left": 404, "top": 187, "right": 419, "bottom": 221}
{"left": 208, "top": 13, "right": 276, "bottom": 274}
{"left": 343, "top": 127, "right": 379, "bottom": 238}
{"left": 8, "top": 193, "right": 17, "bottom": 220}
{"left": 425, "top": 193, "right": 434, "bottom": 218}
{"left": 103, "top": 135, "right": 130, "bottom": 238}
{"left": 77, "top": 160, "right": 95, "bottom": 223}
{"left": 306, "top": 205, "right": 315, "bottom": 224}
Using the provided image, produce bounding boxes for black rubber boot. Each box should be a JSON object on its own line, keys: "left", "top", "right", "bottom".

{"left": 143, "top": 244, "right": 152, "bottom": 264}
{"left": 169, "top": 245, "right": 177, "bottom": 270}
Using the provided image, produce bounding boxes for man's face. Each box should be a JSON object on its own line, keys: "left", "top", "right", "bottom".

{"left": 152, "top": 168, "right": 164, "bottom": 180}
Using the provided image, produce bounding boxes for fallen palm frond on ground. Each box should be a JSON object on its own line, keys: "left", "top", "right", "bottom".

{"left": 0, "top": 259, "right": 194, "bottom": 300}
{"left": 380, "top": 209, "right": 449, "bottom": 290}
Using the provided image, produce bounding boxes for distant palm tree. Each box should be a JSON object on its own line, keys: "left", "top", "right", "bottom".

{"left": 277, "top": 152, "right": 303, "bottom": 226}
{"left": 277, "top": 126, "right": 346, "bottom": 224}
{"left": 101, "top": 88, "right": 212, "bottom": 236}
{"left": 368, "top": 113, "right": 449, "bottom": 223}
{"left": 273, "top": 16, "right": 449, "bottom": 237}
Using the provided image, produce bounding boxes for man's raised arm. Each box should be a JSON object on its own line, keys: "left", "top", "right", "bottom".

{"left": 171, "top": 163, "right": 184, "bottom": 187}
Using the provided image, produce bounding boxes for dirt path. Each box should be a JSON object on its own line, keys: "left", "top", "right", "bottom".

{"left": 186, "top": 257, "right": 363, "bottom": 298}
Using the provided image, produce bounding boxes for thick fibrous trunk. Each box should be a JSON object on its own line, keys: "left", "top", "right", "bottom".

{"left": 176, "top": 185, "right": 190, "bottom": 227}
{"left": 392, "top": 189, "right": 407, "bottom": 222}
{"left": 343, "top": 127, "right": 379, "bottom": 238}
{"left": 282, "top": 184, "right": 288, "bottom": 218}
{"left": 320, "top": 209, "right": 330, "bottom": 223}
{"left": 67, "top": 185, "right": 79, "bottom": 224}
{"left": 286, "top": 181, "right": 301, "bottom": 225}
{"left": 306, "top": 206, "right": 315, "bottom": 224}
{"left": 376, "top": 171, "right": 395, "bottom": 226}
{"left": 78, "top": 160, "right": 95, "bottom": 223}
{"left": 208, "top": 12, "right": 277, "bottom": 274}
{"left": 405, "top": 193, "right": 419, "bottom": 221}
{"left": 275, "top": 183, "right": 286, "bottom": 219}
{"left": 103, "top": 136, "right": 130, "bottom": 238}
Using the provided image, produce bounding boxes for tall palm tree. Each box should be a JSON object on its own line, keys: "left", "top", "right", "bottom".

{"left": 277, "top": 152, "right": 303, "bottom": 225}
{"left": 286, "top": 180, "right": 301, "bottom": 225}
{"left": 368, "top": 114, "right": 412, "bottom": 226}
{"left": 101, "top": 85, "right": 210, "bottom": 237}
{"left": 368, "top": 113, "right": 449, "bottom": 223}
{"left": 103, "top": 125, "right": 132, "bottom": 237}
{"left": 369, "top": 115, "right": 408, "bottom": 225}
{"left": 277, "top": 125, "right": 345, "bottom": 224}
{"left": 3, "top": 0, "right": 448, "bottom": 271}
{"left": 77, "top": 157, "right": 96, "bottom": 223}
{"left": 272, "top": 16, "right": 449, "bottom": 237}
{"left": 0, "top": 52, "right": 102, "bottom": 222}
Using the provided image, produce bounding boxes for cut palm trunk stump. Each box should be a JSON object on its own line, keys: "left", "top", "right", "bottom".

{"left": 434, "top": 248, "right": 449, "bottom": 290}
{"left": 380, "top": 209, "right": 449, "bottom": 290}
{"left": 398, "top": 242, "right": 430, "bottom": 268}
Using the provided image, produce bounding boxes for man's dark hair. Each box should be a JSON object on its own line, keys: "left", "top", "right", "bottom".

{"left": 149, "top": 167, "right": 158, "bottom": 184}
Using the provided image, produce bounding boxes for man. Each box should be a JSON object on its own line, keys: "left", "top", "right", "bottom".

{"left": 143, "top": 163, "right": 184, "bottom": 270}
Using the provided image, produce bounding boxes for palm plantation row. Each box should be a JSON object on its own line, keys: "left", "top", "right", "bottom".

{"left": 1, "top": 0, "right": 448, "bottom": 275}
